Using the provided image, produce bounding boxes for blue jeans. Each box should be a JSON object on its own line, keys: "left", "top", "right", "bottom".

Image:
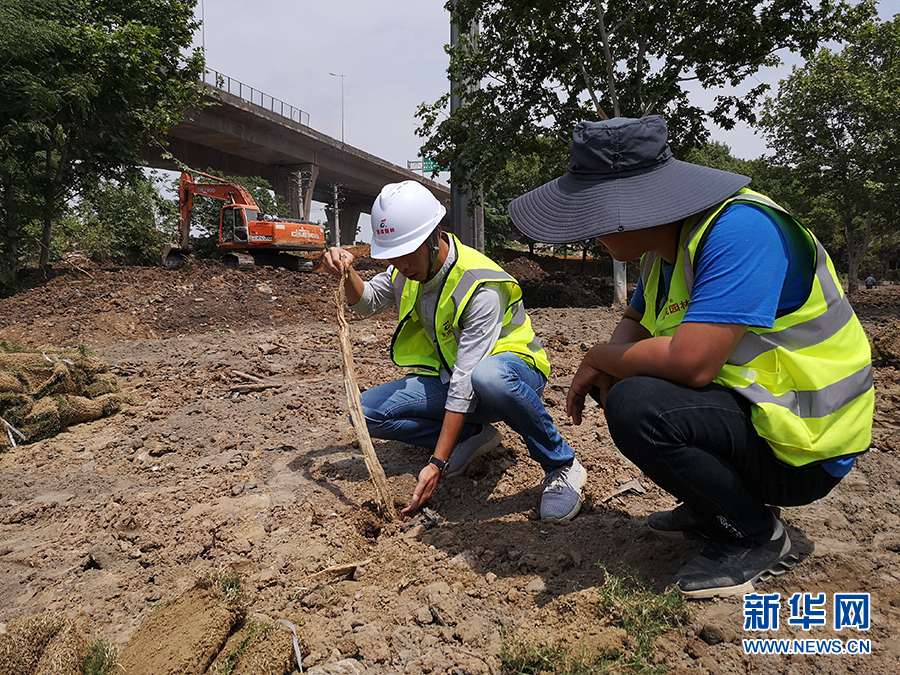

{"left": 605, "top": 376, "right": 842, "bottom": 544}
{"left": 360, "top": 352, "right": 575, "bottom": 472}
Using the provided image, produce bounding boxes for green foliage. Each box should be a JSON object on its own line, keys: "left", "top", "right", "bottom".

{"left": 683, "top": 141, "right": 754, "bottom": 177}
{"left": 484, "top": 136, "right": 569, "bottom": 251}
{"left": 502, "top": 569, "right": 691, "bottom": 674}
{"left": 760, "top": 15, "right": 900, "bottom": 290}
{"left": 65, "top": 173, "right": 174, "bottom": 265}
{"left": 83, "top": 640, "right": 118, "bottom": 675}
{"left": 682, "top": 140, "right": 863, "bottom": 264}
{"left": 0, "top": 0, "right": 205, "bottom": 291}
{"left": 738, "top": 158, "right": 806, "bottom": 218}
{"left": 684, "top": 142, "right": 806, "bottom": 211}
{"left": 418, "top": 0, "right": 874, "bottom": 201}
{"left": 209, "top": 567, "right": 247, "bottom": 608}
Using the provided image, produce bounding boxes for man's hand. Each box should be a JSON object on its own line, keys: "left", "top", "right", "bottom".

{"left": 401, "top": 462, "right": 442, "bottom": 517}
{"left": 321, "top": 247, "right": 355, "bottom": 277}
{"left": 591, "top": 371, "right": 619, "bottom": 409}
{"left": 566, "top": 357, "right": 616, "bottom": 425}
{"left": 321, "top": 247, "right": 365, "bottom": 305}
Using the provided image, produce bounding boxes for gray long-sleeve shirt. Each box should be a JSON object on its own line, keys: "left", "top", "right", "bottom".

{"left": 350, "top": 238, "right": 511, "bottom": 414}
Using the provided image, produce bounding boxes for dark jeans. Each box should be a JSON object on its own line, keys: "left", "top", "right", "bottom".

{"left": 605, "top": 376, "right": 842, "bottom": 545}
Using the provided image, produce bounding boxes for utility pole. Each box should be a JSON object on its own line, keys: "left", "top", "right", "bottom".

{"left": 331, "top": 184, "right": 341, "bottom": 247}
{"left": 449, "top": 9, "right": 484, "bottom": 252}
{"left": 200, "top": 0, "right": 205, "bottom": 53}
{"left": 328, "top": 72, "right": 346, "bottom": 146}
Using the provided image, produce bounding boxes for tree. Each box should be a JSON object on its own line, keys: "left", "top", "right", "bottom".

{"left": 483, "top": 136, "right": 570, "bottom": 254}
{"left": 0, "top": 0, "right": 204, "bottom": 293}
{"left": 418, "top": 0, "right": 873, "bottom": 303}
{"left": 760, "top": 16, "right": 900, "bottom": 294}
{"left": 65, "top": 175, "right": 176, "bottom": 266}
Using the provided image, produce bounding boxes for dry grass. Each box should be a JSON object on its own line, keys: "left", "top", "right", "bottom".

{"left": 0, "top": 611, "right": 89, "bottom": 675}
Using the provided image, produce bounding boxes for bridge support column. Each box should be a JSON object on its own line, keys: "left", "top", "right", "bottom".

{"left": 275, "top": 164, "right": 319, "bottom": 220}
{"left": 326, "top": 201, "right": 365, "bottom": 247}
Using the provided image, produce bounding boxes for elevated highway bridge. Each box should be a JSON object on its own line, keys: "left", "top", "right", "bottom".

{"left": 142, "top": 70, "right": 453, "bottom": 246}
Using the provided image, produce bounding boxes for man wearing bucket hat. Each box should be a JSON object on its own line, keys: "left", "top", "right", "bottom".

{"left": 509, "top": 116, "right": 874, "bottom": 598}
{"left": 322, "top": 180, "right": 586, "bottom": 522}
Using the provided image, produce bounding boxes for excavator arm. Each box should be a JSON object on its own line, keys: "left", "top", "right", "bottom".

{"left": 163, "top": 168, "right": 325, "bottom": 269}
{"left": 175, "top": 171, "right": 260, "bottom": 249}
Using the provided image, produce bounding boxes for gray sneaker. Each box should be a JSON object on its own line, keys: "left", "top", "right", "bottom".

{"left": 445, "top": 425, "right": 501, "bottom": 477}
{"left": 540, "top": 458, "right": 587, "bottom": 523}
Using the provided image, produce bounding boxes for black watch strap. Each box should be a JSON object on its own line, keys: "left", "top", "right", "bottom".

{"left": 429, "top": 455, "right": 448, "bottom": 473}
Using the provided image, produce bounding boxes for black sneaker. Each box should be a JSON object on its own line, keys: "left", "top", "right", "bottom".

{"left": 672, "top": 521, "right": 799, "bottom": 599}
{"left": 648, "top": 504, "right": 783, "bottom": 540}
{"left": 647, "top": 504, "right": 712, "bottom": 540}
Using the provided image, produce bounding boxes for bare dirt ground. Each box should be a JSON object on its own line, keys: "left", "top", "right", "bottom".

{"left": 0, "top": 248, "right": 898, "bottom": 674}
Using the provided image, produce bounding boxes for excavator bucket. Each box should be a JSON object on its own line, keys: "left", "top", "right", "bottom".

{"left": 161, "top": 243, "right": 190, "bottom": 267}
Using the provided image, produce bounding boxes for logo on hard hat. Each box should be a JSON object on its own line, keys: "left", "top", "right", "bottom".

{"left": 374, "top": 218, "right": 395, "bottom": 237}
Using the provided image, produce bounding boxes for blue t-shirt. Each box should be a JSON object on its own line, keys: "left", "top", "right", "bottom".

{"left": 631, "top": 203, "right": 853, "bottom": 477}
{"left": 632, "top": 203, "right": 814, "bottom": 323}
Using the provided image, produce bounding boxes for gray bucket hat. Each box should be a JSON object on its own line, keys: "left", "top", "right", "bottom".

{"left": 508, "top": 116, "right": 751, "bottom": 243}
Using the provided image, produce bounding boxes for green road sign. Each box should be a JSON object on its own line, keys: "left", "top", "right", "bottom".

{"left": 422, "top": 158, "right": 449, "bottom": 173}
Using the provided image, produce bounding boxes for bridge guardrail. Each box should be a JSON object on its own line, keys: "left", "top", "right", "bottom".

{"left": 202, "top": 68, "right": 310, "bottom": 127}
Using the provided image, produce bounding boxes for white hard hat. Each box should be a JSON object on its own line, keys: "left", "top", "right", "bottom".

{"left": 369, "top": 181, "right": 446, "bottom": 259}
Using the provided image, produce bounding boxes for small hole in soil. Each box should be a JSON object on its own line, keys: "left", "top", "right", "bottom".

{"left": 357, "top": 501, "right": 387, "bottom": 538}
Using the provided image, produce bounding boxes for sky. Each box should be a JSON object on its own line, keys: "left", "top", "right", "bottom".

{"left": 193, "top": 0, "right": 451, "bottom": 227}
{"left": 191, "top": 0, "right": 899, "bottom": 231}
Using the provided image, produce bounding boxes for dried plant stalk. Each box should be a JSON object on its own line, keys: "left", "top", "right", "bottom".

{"left": 335, "top": 267, "right": 398, "bottom": 521}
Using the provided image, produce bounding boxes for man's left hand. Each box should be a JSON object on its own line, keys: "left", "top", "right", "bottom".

{"left": 401, "top": 462, "right": 442, "bottom": 517}
{"left": 567, "top": 358, "right": 612, "bottom": 425}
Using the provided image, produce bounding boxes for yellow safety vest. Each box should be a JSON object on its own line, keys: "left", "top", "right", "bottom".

{"left": 389, "top": 233, "right": 551, "bottom": 378}
{"left": 638, "top": 189, "right": 873, "bottom": 467}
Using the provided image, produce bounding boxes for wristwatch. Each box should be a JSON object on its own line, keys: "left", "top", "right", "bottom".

{"left": 428, "top": 455, "right": 448, "bottom": 474}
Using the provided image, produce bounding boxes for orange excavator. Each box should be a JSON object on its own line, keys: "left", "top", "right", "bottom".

{"left": 162, "top": 170, "right": 326, "bottom": 270}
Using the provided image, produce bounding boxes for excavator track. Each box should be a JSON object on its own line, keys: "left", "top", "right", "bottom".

{"left": 223, "top": 251, "right": 314, "bottom": 272}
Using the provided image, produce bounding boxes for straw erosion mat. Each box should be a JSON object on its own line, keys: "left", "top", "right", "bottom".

{"left": 0, "top": 248, "right": 898, "bottom": 675}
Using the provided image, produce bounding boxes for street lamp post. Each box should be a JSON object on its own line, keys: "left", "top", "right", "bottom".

{"left": 200, "top": 0, "right": 205, "bottom": 53}
{"left": 328, "top": 72, "right": 345, "bottom": 145}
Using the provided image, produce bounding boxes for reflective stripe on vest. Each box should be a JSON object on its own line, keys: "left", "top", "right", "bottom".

{"left": 638, "top": 189, "right": 873, "bottom": 467}
{"left": 389, "top": 233, "right": 551, "bottom": 378}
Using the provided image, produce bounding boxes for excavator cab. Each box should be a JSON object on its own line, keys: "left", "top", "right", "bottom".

{"left": 221, "top": 205, "right": 254, "bottom": 245}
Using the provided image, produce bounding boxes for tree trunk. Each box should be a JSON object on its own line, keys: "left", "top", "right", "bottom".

{"left": 613, "top": 259, "right": 627, "bottom": 305}
{"left": 39, "top": 136, "right": 60, "bottom": 270}
{"left": 39, "top": 216, "right": 53, "bottom": 270}
{"left": 1, "top": 170, "right": 20, "bottom": 291}
{"left": 847, "top": 256, "right": 860, "bottom": 296}
{"left": 846, "top": 206, "right": 876, "bottom": 297}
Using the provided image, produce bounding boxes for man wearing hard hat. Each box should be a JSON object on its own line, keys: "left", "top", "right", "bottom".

{"left": 322, "top": 180, "right": 585, "bottom": 522}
